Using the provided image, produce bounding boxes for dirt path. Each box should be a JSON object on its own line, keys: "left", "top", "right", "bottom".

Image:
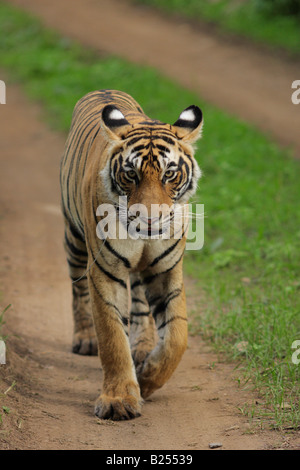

{"left": 7, "top": 0, "right": 300, "bottom": 158}
{"left": 0, "top": 82, "right": 299, "bottom": 451}
{"left": 1, "top": 1, "right": 300, "bottom": 450}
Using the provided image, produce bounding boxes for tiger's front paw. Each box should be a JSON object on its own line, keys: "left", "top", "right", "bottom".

{"left": 72, "top": 327, "right": 98, "bottom": 356}
{"left": 94, "top": 393, "right": 142, "bottom": 421}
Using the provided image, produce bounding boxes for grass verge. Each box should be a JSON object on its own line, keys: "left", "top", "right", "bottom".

{"left": 0, "top": 304, "right": 10, "bottom": 340}
{"left": 133, "top": 0, "right": 300, "bottom": 56}
{"left": 0, "top": 304, "right": 11, "bottom": 428}
{"left": 0, "top": 2, "right": 299, "bottom": 429}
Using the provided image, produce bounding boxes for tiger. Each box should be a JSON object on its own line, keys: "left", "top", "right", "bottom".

{"left": 60, "top": 89, "right": 203, "bottom": 420}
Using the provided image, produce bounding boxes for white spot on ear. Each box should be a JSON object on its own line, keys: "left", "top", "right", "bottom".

{"left": 179, "top": 109, "right": 195, "bottom": 122}
{"left": 109, "top": 109, "right": 125, "bottom": 120}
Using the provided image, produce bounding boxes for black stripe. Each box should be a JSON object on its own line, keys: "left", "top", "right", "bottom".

{"left": 143, "top": 252, "right": 184, "bottom": 285}
{"left": 158, "top": 316, "right": 187, "bottom": 330}
{"left": 70, "top": 275, "right": 87, "bottom": 282}
{"left": 96, "top": 224, "right": 131, "bottom": 269}
{"left": 152, "top": 288, "right": 182, "bottom": 318}
{"left": 158, "top": 136, "right": 176, "bottom": 145}
{"left": 132, "top": 143, "right": 149, "bottom": 152}
{"left": 131, "top": 297, "right": 147, "bottom": 305}
{"left": 89, "top": 274, "right": 128, "bottom": 333}
{"left": 78, "top": 291, "right": 89, "bottom": 297}
{"left": 149, "top": 239, "right": 181, "bottom": 267}
{"left": 65, "top": 234, "right": 87, "bottom": 257}
{"left": 105, "top": 240, "right": 131, "bottom": 269}
{"left": 67, "top": 259, "right": 87, "bottom": 269}
{"left": 86, "top": 236, "right": 127, "bottom": 289}
{"left": 147, "top": 295, "right": 161, "bottom": 307}
{"left": 130, "top": 311, "right": 150, "bottom": 316}
{"left": 131, "top": 279, "right": 142, "bottom": 289}
{"left": 125, "top": 129, "right": 148, "bottom": 139}
{"left": 126, "top": 136, "right": 144, "bottom": 147}
{"left": 94, "top": 258, "right": 127, "bottom": 288}
{"left": 69, "top": 223, "right": 85, "bottom": 243}
{"left": 155, "top": 144, "right": 170, "bottom": 153}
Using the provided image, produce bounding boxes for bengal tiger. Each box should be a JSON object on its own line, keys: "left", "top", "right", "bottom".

{"left": 60, "top": 89, "right": 203, "bottom": 420}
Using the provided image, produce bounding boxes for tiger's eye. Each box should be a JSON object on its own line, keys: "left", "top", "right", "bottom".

{"left": 165, "top": 170, "right": 175, "bottom": 178}
{"left": 127, "top": 169, "right": 136, "bottom": 178}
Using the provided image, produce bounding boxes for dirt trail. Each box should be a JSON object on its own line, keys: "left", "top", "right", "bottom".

{"left": 1, "top": 1, "right": 300, "bottom": 450}
{"left": 0, "top": 82, "right": 299, "bottom": 452}
{"left": 7, "top": 0, "right": 300, "bottom": 158}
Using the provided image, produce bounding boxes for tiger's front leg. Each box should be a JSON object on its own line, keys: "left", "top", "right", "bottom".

{"left": 137, "top": 257, "right": 188, "bottom": 399}
{"left": 129, "top": 273, "right": 156, "bottom": 371}
{"left": 87, "top": 258, "right": 142, "bottom": 420}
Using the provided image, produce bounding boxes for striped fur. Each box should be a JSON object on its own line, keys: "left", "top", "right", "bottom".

{"left": 60, "top": 90, "right": 203, "bottom": 420}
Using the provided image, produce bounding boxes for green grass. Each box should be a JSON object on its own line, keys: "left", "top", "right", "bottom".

{"left": 0, "top": 304, "right": 10, "bottom": 427}
{"left": 0, "top": 304, "right": 10, "bottom": 344}
{"left": 0, "top": 2, "right": 299, "bottom": 429}
{"left": 134, "top": 0, "right": 300, "bottom": 56}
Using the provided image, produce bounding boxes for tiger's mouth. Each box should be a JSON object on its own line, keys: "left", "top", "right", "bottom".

{"left": 126, "top": 215, "right": 164, "bottom": 239}
{"left": 105, "top": 198, "right": 188, "bottom": 240}
{"left": 134, "top": 222, "right": 167, "bottom": 238}
{"left": 126, "top": 210, "right": 185, "bottom": 240}
{"left": 96, "top": 199, "right": 190, "bottom": 242}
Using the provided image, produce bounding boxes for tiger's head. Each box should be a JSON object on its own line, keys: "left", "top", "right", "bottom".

{"left": 100, "top": 104, "right": 203, "bottom": 238}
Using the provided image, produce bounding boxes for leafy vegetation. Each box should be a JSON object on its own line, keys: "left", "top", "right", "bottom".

{"left": 134, "top": 0, "right": 300, "bottom": 55}
{"left": 256, "top": 0, "right": 300, "bottom": 17}
{"left": 0, "top": 2, "right": 299, "bottom": 428}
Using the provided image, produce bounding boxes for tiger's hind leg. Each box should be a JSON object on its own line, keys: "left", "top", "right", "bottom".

{"left": 64, "top": 222, "right": 97, "bottom": 355}
{"left": 129, "top": 273, "right": 156, "bottom": 373}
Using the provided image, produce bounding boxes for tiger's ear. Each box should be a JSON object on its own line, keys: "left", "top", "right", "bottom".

{"left": 101, "top": 105, "right": 131, "bottom": 141}
{"left": 172, "top": 105, "right": 203, "bottom": 144}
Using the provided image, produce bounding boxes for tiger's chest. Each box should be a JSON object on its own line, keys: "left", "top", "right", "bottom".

{"left": 100, "top": 235, "right": 182, "bottom": 274}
